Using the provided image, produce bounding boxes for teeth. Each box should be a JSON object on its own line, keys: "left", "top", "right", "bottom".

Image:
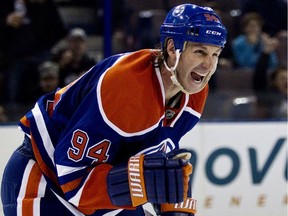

{"left": 193, "top": 71, "right": 205, "bottom": 77}
{"left": 193, "top": 79, "right": 201, "bottom": 83}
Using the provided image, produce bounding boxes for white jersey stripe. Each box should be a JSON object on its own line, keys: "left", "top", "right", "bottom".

{"left": 56, "top": 164, "right": 87, "bottom": 177}
{"left": 52, "top": 190, "right": 85, "bottom": 216}
{"left": 32, "top": 175, "right": 47, "bottom": 215}
{"left": 33, "top": 197, "right": 40, "bottom": 216}
{"left": 103, "top": 209, "right": 123, "bottom": 216}
{"left": 17, "top": 160, "right": 35, "bottom": 216}
{"left": 184, "top": 106, "right": 201, "bottom": 118}
{"left": 170, "top": 94, "right": 190, "bottom": 127}
{"left": 32, "top": 103, "right": 55, "bottom": 165}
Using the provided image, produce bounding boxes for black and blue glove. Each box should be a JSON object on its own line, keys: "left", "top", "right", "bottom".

{"left": 107, "top": 149, "right": 195, "bottom": 214}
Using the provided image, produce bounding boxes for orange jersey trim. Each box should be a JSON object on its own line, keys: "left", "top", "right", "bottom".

{"left": 188, "top": 85, "right": 209, "bottom": 114}
{"left": 61, "top": 176, "right": 83, "bottom": 194}
{"left": 22, "top": 163, "right": 43, "bottom": 216}
{"left": 30, "top": 136, "right": 59, "bottom": 186}
{"left": 77, "top": 164, "right": 134, "bottom": 214}
{"left": 100, "top": 50, "right": 164, "bottom": 134}
{"left": 20, "top": 115, "right": 30, "bottom": 128}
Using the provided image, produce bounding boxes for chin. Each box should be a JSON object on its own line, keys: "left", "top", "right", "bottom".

{"left": 186, "top": 88, "right": 201, "bottom": 94}
{"left": 187, "top": 83, "right": 206, "bottom": 94}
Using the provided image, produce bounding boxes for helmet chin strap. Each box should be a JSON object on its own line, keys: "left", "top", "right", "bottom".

{"left": 163, "top": 49, "right": 191, "bottom": 94}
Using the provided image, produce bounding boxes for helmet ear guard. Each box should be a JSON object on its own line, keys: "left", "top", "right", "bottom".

{"left": 160, "top": 4, "right": 227, "bottom": 51}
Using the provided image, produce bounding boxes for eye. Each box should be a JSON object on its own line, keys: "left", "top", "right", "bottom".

{"left": 195, "top": 49, "right": 207, "bottom": 56}
{"left": 213, "top": 53, "right": 220, "bottom": 58}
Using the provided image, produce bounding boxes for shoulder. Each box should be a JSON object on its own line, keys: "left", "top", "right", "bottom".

{"left": 100, "top": 49, "right": 157, "bottom": 95}
{"left": 98, "top": 49, "right": 164, "bottom": 135}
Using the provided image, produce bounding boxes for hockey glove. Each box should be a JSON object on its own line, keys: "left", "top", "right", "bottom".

{"left": 107, "top": 149, "right": 193, "bottom": 207}
{"left": 156, "top": 197, "right": 197, "bottom": 215}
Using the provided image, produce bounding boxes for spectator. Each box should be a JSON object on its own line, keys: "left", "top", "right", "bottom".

{"left": 29, "top": 61, "right": 60, "bottom": 102}
{"left": 0, "top": 0, "right": 67, "bottom": 105}
{"left": 0, "top": 105, "right": 8, "bottom": 123}
{"left": 38, "top": 61, "right": 60, "bottom": 93}
{"left": 241, "top": 0, "right": 287, "bottom": 37}
{"left": 270, "top": 67, "right": 287, "bottom": 99}
{"left": 275, "top": 30, "right": 288, "bottom": 68}
{"left": 253, "top": 49, "right": 287, "bottom": 119}
{"left": 52, "top": 28, "right": 96, "bottom": 86}
{"left": 231, "top": 12, "right": 278, "bottom": 70}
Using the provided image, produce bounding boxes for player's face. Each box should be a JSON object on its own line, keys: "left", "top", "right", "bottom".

{"left": 176, "top": 42, "right": 222, "bottom": 94}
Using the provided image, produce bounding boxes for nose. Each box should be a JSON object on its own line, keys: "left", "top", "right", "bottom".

{"left": 201, "top": 56, "right": 214, "bottom": 70}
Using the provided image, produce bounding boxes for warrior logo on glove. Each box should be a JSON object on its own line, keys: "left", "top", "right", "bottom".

{"left": 107, "top": 149, "right": 194, "bottom": 209}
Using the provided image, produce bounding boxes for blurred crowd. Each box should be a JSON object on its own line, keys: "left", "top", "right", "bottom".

{"left": 0, "top": 0, "right": 287, "bottom": 122}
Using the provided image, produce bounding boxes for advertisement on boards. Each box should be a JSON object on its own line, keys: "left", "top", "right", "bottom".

{"left": 180, "top": 121, "right": 287, "bottom": 216}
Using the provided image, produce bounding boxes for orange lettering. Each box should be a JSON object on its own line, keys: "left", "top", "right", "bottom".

{"left": 204, "top": 14, "right": 219, "bottom": 22}
{"left": 257, "top": 194, "right": 266, "bottom": 207}
{"left": 283, "top": 194, "right": 288, "bottom": 205}
{"left": 204, "top": 196, "right": 213, "bottom": 208}
{"left": 230, "top": 196, "right": 241, "bottom": 206}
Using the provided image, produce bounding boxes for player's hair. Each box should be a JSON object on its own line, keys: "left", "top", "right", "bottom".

{"left": 151, "top": 42, "right": 168, "bottom": 68}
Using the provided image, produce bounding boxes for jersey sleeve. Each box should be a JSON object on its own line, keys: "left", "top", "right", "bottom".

{"left": 51, "top": 58, "right": 137, "bottom": 214}
{"left": 19, "top": 54, "right": 136, "bottom": 215}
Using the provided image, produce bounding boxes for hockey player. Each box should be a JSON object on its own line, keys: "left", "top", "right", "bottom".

{"left": 1, "top": 3, "right": 226, "bottom": 216}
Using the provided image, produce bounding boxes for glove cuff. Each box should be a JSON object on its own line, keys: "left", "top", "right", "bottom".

{"left": 127, "top": 155, "right": 147, "bottom": 206}
{"left": 160, "top": 198, "right": 197, "bottom": 215}
{"left": 160, "top": 212, "right": 194, "bottom": 216}
{"left": 107, "top": 165, "right": 132, "bottom": 206}
{"left": 107, "top": 155, "right": 148, "bottom": 207}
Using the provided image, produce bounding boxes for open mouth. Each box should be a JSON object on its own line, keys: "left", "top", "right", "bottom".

{"left": 191, "top": 71, "right": 204, "bottom": 83}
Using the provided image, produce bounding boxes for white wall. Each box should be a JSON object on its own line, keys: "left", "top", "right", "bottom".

{"left": 0, "top": 122, "right": 287, "bottom": 216}
{"left": 0, "top": 125, "right": 23, "bottom": 216}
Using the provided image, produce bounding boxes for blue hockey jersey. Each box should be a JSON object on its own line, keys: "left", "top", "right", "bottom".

{"left": 19, "top": 49, "right": 208, "bottom": 215}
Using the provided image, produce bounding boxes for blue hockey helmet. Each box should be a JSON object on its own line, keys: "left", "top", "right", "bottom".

{"left": 160, "top": 4, "right": 227, "bottom": 51}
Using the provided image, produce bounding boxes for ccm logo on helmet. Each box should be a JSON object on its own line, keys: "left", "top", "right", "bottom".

{"left": 206, "top": 30, "right": 222, "bottom": 36}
